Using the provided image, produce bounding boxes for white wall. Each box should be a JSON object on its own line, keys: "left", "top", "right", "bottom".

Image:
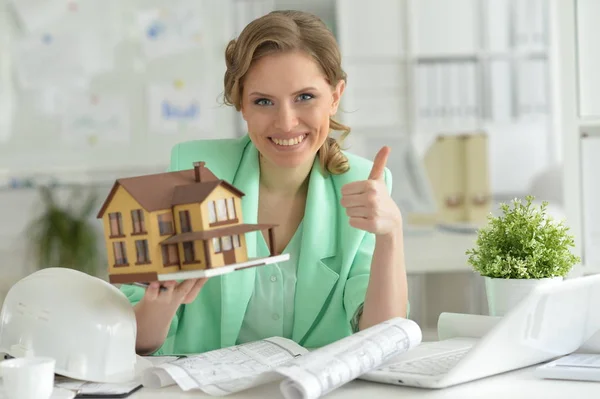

{"left": 274, "top": 0, "right": 336, "bottom": 24}
{"left": 275, "top": 0, "right": 561, "bottom": 199}
{"left": 0, "top": 0, "right": 241, "bottom": 176}
{"left": 0, "top": 0, "right": 565, "bottom": 324}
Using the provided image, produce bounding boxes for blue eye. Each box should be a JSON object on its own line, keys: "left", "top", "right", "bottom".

{"left": 254, "top": 98, "right": 273, "bottom": 106}
{"left": 297, "top": 93, "right": 314, "bottom": 101}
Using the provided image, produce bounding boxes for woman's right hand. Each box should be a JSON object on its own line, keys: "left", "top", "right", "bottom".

{"left": 141, "top": 278, "right": 208, "bottom": 307}
{"left": 133, "top": 278, "right": 207, "bottom": 355}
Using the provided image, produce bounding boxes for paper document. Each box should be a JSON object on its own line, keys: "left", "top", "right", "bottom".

{"left": 61, "top": 93, "right": 130, "bottom": 145}
{"left": 10, "top": 1, "right": 120, "bottom": 89}
{"left": 553, "top": 354, "right": 600, "bottom": 368}
{"left": 12, "top": 31, "right": 88, "bottom": 88}
{"left": 276, "top": 317, "right": 420, "bottom": 399}
{"left": 8, "top": 0, "right": 70, "bottom": 33}
{"left": 147, "top": 83, "right": 212, "bottom": 134}
{"left": 143, "top": 336, "right": 308, "bottom": 395}
{"left": 53, "top": 355, "right": 155, "bottom": 396}
{"left": 142, "top": 317, "right": 422, "bottom": 398}
{"left": 54, "top": 377, "right": 142, "bottom": 397}
{"left": 535, "top": 352, "right": 600, "bottom": 382}
{"left": 136, "top": 3, "right": 204, "bottom": 60}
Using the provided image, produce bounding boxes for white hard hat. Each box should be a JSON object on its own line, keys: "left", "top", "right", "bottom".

{"left": 0, "top": 268, "right": 138, "bottom": 383}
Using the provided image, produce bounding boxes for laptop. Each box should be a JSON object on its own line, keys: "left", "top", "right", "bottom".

{"left": 360, "top": 273, "right": 600, "bottom": 389}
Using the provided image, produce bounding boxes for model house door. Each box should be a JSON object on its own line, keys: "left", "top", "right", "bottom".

{"left": 221, "top": 236, "right": 236, "bottom": 265}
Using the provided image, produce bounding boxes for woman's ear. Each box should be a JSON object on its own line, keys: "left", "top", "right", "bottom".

{"left": 330, "top": 80, "right": 345, "bottom": 116}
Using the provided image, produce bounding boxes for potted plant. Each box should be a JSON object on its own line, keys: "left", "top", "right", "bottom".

{"left": 25, "top": 184, "right": 106, "bottom": 278}
{"left": 466, "top": 195, "right": 580, "bottom": 316}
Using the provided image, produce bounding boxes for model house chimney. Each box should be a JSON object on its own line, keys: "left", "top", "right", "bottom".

{"left": 193, "top": 161, "right": 205, "bottom": 182}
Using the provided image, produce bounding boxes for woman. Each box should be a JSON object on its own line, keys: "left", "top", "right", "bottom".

{"left": 121, "top": 10, "right": 408, "bottom": 355}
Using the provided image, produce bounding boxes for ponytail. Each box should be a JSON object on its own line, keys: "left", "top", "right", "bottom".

{"left": 318, "top": 118, "right": 350, "bottom": 175}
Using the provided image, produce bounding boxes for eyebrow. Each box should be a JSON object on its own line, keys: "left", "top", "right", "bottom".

{"left": 248, "top": 87, "right": 318, "bottom": 97}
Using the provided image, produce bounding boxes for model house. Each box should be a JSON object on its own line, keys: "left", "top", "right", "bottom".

{"left": 96, "top": 162, "right": 277, "bottom": 284}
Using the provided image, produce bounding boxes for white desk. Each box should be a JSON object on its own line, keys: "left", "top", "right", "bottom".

{"left": 130, "top": 366, "right": 597, "bottom": 398}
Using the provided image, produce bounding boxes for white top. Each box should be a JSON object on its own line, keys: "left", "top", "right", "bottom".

{"left": 236, "top": 222, "right": 303, "bottom": 344}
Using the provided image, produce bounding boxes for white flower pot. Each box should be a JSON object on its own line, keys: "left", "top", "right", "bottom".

{"left": 484, "top": 276, "right": 563, "bottom": 316}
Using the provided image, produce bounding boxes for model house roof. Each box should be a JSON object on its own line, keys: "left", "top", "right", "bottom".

{"left": 96, "top": 162, "right": 245, "bottom": 218}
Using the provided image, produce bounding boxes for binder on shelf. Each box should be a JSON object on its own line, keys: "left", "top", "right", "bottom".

{"left": 488, "top": 59, "right": 512, "bottom": 122}
{"left": 464, "top": 62, "right": 479, "bottom": 124}
{"left": 428, "top": 63, "right": 441, "bottom": 125}
{"left": 424, "top": 134, "right": 466, "bottom": 224}
{"left": 414, "top": 61, "right": 481, "bottom": 131}
{"left": 516, "top": 58, "right": 548, "bottom": 118}
{"left": 484, "top": 0, "right": 510, "bottom": 52}
{"left": 464, "top": 133, "right": 491, "bottom": 223}
{"left": 416, "top": 63, "right": 434, "bottom": 123}
{"left": 531, "top": 58, "right": 548, "bottom": 114}
{"left": 513, "top": 0, "right": 547, "bottom": 52}
{"left": 423, "top": 132, "right": 491, "bottom": 226}
{"left": 448, "top": 62, "right": 462, "bottom": 125}
{"left": 531, "top": 0, "right": 548, "bottom": 50}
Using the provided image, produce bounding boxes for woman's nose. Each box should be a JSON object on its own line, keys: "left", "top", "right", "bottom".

{"left": 274, "top": 105, "right": 299, "bottom": 132}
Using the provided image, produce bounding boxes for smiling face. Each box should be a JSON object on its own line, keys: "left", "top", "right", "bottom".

{"left": 240, "top": 51, "right": 345, "bottom": 170}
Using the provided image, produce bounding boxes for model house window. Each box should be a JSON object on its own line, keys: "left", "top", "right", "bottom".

{"left": 158, "top": 213, "right": 174, "bottom": 235}
{"left": 131, "top": 209, "right": 146, "bottom": 234}
{"left": 179, "top": 210, "right": 191, "bottom": 232}
{"left": 208, "top": 201, "right": 217, "bottom": 224}
{"left": 113, "top": 241, "right": 127, "bottom": 265}
{"left": 222, "top": 236, "right": 233, "bottom": 251}
{"left": 135, "top": 240, "right": 150, "bottom": 264}
{"left": 216, "top": 199, "right": 228, "bottom": 221}
{"left": 226, "top": 198, "right": 236, "bottom": 219}
{"left": 109, "top": 212, "right": 123, "bottom": 237}
{"left": 161, "top": 244, "right": 179, "bottom": 266}
{"left": 208, "top": 198, "right": 237, "bottom": 225}
{"left": 212, "top": 237, "right": 221, "bottom": 253}
{"left": 183, "top": 242, "right": 195, "bottom": 263}
{"left": 233, "top": 234, "right": 241, "bottom": 248}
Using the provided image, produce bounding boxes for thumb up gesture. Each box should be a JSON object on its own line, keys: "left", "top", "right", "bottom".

{"left": 340, "top": 147, "right": 403, "bottom": 236}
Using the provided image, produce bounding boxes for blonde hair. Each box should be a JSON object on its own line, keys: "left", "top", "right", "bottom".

{"left": 223, "top": 10, "right": 350, "bottom": 175}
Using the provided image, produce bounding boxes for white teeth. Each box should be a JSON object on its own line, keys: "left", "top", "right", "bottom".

{"left": 272, "top": 135, "right": 305, "bottom": 146}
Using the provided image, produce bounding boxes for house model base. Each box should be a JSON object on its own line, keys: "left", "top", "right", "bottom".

{"left": 96, "top": 161, "right": 290, "bottom": 285}
{"left": 156, "top": 253, "right": 290, "bottom": 281}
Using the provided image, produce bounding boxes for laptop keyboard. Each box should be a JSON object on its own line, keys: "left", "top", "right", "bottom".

{"left": 381, "top": 348, "right": 471, "bottom": 376}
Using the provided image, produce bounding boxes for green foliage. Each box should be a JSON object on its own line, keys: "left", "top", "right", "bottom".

{"left": 26, "top": 185, "right": 104, "bottom": 276}
{"left": 466, "top": 195, "right": 580, "bottom": 279}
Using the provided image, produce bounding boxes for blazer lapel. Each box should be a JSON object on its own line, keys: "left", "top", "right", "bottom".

{"left": 292, "top": 158, "right": 339, "bottom": 344}
{"left": 220, "top": 139, "right": 259, "bottom": 348}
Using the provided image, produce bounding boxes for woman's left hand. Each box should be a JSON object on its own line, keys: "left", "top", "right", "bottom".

{"left": 340, "top": 146, "right": 403, "bottom": 236}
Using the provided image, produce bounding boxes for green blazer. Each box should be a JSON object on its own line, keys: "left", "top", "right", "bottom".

{"left": 120, "top": 135, "right": 393, "bottom": 354}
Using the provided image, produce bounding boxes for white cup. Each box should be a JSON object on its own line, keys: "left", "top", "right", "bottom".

{"left": 0, "top": 357, "right": 56, "bottom": 399}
